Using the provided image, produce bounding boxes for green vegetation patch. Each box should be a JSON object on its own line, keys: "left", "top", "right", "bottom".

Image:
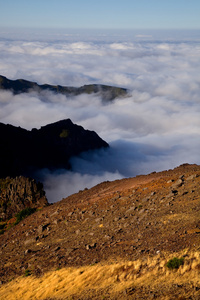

{"left": 24, "top": 269, "right": 31, "bottom": 277}
{"left": 15, "top": 207, "right": 36, "bottom": 225}
{"left": 166, "top": 257, "right": 184, "bottom": 269}
{"left": 59, "top": 129, "right": 69, "bottom": 138}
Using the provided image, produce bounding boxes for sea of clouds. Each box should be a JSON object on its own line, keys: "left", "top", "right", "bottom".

{"left": 0, "top": 29, "right": 200, "bottom": 202}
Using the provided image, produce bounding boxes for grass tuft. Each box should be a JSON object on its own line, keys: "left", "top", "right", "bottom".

{"left": 14, "top": 207, "right": 36, "bottom": 225}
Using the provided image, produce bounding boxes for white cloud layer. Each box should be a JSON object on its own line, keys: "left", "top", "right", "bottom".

{"left": 0, "top": 31, "right": 200, "bottom": 202}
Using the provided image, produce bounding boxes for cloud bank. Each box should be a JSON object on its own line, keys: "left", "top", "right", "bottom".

{"left": 0, "top": 30, "right": 200, "bottom": 202}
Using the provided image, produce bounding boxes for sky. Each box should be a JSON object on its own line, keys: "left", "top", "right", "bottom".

{"left": 0, "top": 0, "right": 200, "bottom": 30}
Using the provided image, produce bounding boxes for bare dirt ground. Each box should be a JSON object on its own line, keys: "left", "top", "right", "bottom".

{"left": 0, "top": 163, "right": 200, "bottom": 299}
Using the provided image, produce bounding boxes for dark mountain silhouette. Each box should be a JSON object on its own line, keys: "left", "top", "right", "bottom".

{"left": 0, "top": 119, "right": 109, "bottom": 178}
{"left": 0, "top": 75, "right": 128, "bottom": 101}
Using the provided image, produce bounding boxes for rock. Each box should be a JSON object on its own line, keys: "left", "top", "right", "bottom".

{"left": 54, "top": 246, "right": 60, "bottom": 252}
{"left": 66, "top": 248, "right": 74, "bottom": 255}
{"left": 166, "top": 191, "right": 174, "bottom": 198}
{"left": 95, "top": 218, "right": 102, "bottom": 223}
{"left": 104, "top": 235, "right": 112, "bottom": 240}
{"left": 88, "top": 211, "right": 95, "bottom": 216}
{"left": 37, "top": 224, "right": 50, "bottom": 234}
{"left": 37, "top": 225, "right": 44, "bottom": 235}
{"left": 91, "top": 259, "right": 98, "bottom": 264}
{"left": 181, "top": 191, "right": 188, "bottom": 196}
{"left": 86, "top": 244, "right": 90, "bottom": 250}
{"left": 115, "top": 228, "right": 123, "bottom": 234}
{"left": 24, "top": 238, "right": 36, "bottom": 246}
{"left": 0, "top": 176, "right": 48, "bottom": 221}
{"left": 171, "top": 179, "right": 183, "bottom": 189}
{"left": 86, "top": 243, "right": 97, "bottom": 250}
{"left": 186, "top": 174, "right": 198, "bottom": 181}
{"left": 68, "top": 212, "right": 74, "bottom": 217}
{"left": 167, "top": 179, "right": 174, "bottom": 183}
{"left": 120, "top": 197, "right": 129, "bottom": 201}
{"left": 171, "top": 189, "right": 178, "bottom": 195}
{"left": 125, "top": 206, "right": 136, "bottom": 214}
{"left": 53, "top": 219, "right": 61, "bottom": 225}
{"left": 142, "top": 197, "right": 149, "bottom": 203}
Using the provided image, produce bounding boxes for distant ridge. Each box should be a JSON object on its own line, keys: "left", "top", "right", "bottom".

{"left": 0, "top": 75, "right": 128, "bottom": 101}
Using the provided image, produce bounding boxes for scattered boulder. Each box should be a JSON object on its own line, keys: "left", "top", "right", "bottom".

{"left": 171, "top": 178, "right": 183, "bottom": 189}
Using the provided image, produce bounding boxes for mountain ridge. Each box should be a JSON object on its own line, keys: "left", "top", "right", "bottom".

{"left": 0, "top": 74, "right": 128, "bottom": 101}
{"left": 0, "top": 119, "right": 109, "bottom": 178}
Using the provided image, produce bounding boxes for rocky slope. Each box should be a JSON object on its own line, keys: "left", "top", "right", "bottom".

{"left": 0, "top": 75, "right": 128, "bottom": 101}
{"left": 0, "top": 163, "right": 199, "bottom": 299}
{"left": 0, "top": 119, "right": 109, "bottom": 178}
{"left": 0, "top": 176, "right": 48, "bottom": 221}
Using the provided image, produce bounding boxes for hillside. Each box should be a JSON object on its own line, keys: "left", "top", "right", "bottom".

{"left": 0, "top": 119, "right": 108, "bottom": 178}
{"left": 0, "top": 75, "right": 128, "bottom": 101}
{"left": 0, "top": 163, "right": 199, "bottom": 299}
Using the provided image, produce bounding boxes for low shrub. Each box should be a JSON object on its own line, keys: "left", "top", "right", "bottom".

{"left": 59, "top": 129, "right": 69, "bottom": 138}
{"left": 24, "top": 269, "right": 31, "bottom": 277}
{"left": 166, "top": 257, "right": 184, "bottom": 269}
{"left": 15, "top": 207, "right": 36, "bottom": 225}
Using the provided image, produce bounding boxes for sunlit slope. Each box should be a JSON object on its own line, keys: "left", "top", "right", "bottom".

{"left": 0, "top": 251, "right": 199, "bottom": 299}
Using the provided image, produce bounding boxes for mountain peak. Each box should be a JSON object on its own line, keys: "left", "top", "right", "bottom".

{"left": 0, "top": 119, "right": 109, "bottom": 178}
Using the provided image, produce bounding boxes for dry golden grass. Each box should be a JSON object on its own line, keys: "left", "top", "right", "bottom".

{"left": 0, "top": 250, "right": 199, "bottom": 300}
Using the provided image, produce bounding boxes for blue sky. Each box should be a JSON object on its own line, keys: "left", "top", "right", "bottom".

{"left": 0, "top": 0, "right": 200, "bottom": 30}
